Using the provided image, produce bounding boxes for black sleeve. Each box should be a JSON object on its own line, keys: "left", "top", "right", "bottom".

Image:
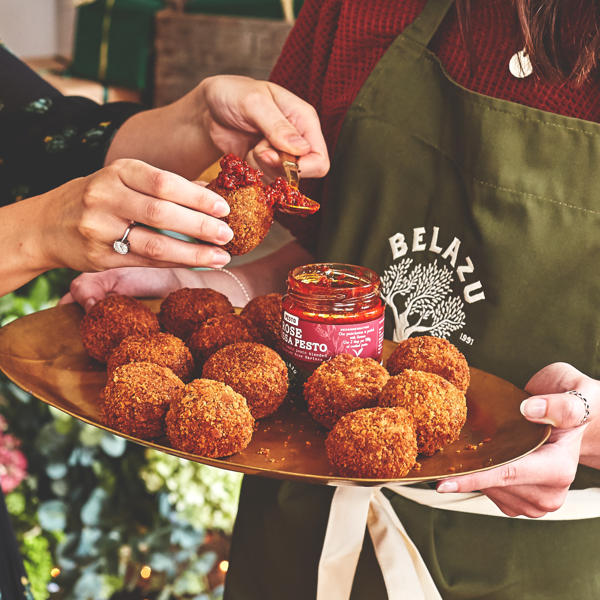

{"left": 0, "top": 45, "right": 144, "bottom": 206}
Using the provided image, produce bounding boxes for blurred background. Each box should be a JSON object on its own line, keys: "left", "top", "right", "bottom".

{"left": 0, "top": 1, "right": 302, "bottom": 598}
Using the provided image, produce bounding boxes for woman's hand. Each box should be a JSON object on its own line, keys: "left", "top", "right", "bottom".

{"left": 436, "top": 362, "right": 599, "bottom": 517}
{"left": 198, "top": 75, "right": 330, "bottom": 180}
{"left": 41, "top": 158, "right": 233, "bottom": 274}
{"left": 106, "top": 76, "right": 330, "bottom": 181}
{"left": 62, "top": 240, "right": 313, "bottom": 311}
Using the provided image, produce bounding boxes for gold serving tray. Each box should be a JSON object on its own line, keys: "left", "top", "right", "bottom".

{"left": 0, "top": 300, "right": 550, "bottom": 486}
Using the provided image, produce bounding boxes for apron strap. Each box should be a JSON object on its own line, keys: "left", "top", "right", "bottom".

{"left": 402, "top": 0, "right": 455, "bottom": 48}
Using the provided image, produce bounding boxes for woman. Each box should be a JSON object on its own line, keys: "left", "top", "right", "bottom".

{"left": 67, "top": 1, "right": 600, "bottom": 598}
{"left": 0, "top": 45, "right": 328, "bottom": 599}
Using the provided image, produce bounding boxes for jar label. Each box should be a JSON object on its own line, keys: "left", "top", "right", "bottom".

{"left": 281, "top": 311, "right": 385, "bottom": 364}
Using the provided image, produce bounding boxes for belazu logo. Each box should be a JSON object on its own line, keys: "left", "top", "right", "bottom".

{"left": 381, "top": 226, "right": 486, "bottom": 343}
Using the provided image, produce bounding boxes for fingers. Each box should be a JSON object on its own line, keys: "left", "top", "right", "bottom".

{"left": 437, "top": 433, "right": 580, "bottom": 492}
{"left": 482, "top": 485, "right": 569, "bottom": 518}
{"left": 124, "top": 227, "right": 230, "bottom": 269}
{"left": 69, "top": 267, "right": 185, "bottom": 311}
{"left": 115, "top": 187, "right": 233, "bottom": 246}
{"left": 242, "top": 87, "right": 312, "bottom": 156}
{"left": 520, "top": 391, "right": 595, "bottom": 429}
{"left": 520, "top": 362, "right": 598, "bottom": 429}
{"left": 113, "top": 159, "right": 230, "bottom": 216}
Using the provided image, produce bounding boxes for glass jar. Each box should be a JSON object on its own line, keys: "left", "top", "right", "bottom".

{"left": 281, "top": 263, "right": 385, "bottom": 378}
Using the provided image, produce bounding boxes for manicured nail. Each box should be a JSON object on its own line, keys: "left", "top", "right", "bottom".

{"left": 211, "top": 249, "right": 230, "bottom": 267}
{"left": 216, "top": 224, "right": 234, "bottom": 244}
{"left": 213, "top": 199, "right": 230, "bottom": 217}
{"left": 520, "top": 398, "right": 547, "bottom": 419}
{"left": 437, "top": 481, "right": 458, "bottom": 493}
{"left": 84, "top": 298, "right": 97, "bottom": 312}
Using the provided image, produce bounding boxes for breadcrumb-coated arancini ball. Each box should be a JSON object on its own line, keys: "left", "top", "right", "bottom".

{"left": 207, "top": 182, "right": 274, "bottom": 255}
{"left": 326, "top": 407, "right": 418, "bottom": 478}
{"left": 103, "top": 362, "right": 184, "bottom": 440}
{"left": 81, "top": 294, "right": 159, "bottom": 362}
{"left": 240, "top": 293, "right": 283, "bottom": 349}
{"left": 378, "top": 369, "right": 467, "bottom": 456}
{"left": 304, "top": 354, "right": 390, "bottom": 429}
{"left": 159, "top": 288, "right": 233, "bottom": 340}
{"left": 187, "top": 313, "right": 257, "bottom": 368}
{"left": 203, "top": 342, "right": 288, "bottom": 419}
{"left": 107, "top": 332, "right": 195, "bottom": 382}
{"left": 165, "top": 379, "right": 254, "bottom": 457}
{"left": 386, "top": 336, "right": 470, "bottom": 392}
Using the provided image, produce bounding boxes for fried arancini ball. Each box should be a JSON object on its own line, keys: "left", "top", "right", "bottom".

{"left": 103, "top": 362, "right": 185, "bottom": 440}
{"left": 240, "top": 293, "right": 283, "bottom": 349}
{"left": 326, "top": 407, "right": 418, "bottom": 478}
{"left": 159, "top": 288, "right": 233, "bottom": 340}
{"left": 207, "top": 154, "right": 274, "bottom": 256}
{"left": 304, "top": 354, "right": 390, "bottom": 429}
{"left": 378, "top": 369, "right": 467, "bottom": 456}
{"left": 386, "top": 336, "right": 470, "bottom": 392}
{"left": 203, "top": 342, "right": 288, "bottom": 419}
{"left": 107, "top": 332, "right": 195, "bottom": 382}
{"left": 80, "top": 294, "right": 159, "bottom": 362}
{"left": 165, "top": 378, "right": 254, "bottom": 457}
{"left": 187, "top": 313, "right": 257, "bottom": 368}
{"left": 207, "top": 182, "right": 274, "bottom": 255}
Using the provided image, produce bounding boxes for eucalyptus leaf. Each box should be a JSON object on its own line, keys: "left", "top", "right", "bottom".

{"left": 46, "top": 462, "right": 68, "bottom": 480}
{"left": 38, "top": 499, "right": 67, "bottom": 531}
{"left": 81, "top": 488, "right": 108, "bottom": 526}
{"left": 100, "top": 433, "right": 127, "bottom": 457}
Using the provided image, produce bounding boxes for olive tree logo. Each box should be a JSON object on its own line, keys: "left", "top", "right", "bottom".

{"left": 381, "top": 258, "right": 466, "bottom": 342}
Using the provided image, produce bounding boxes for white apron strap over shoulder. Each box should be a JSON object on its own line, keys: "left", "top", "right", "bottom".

{"left": 316, "top": 485, "right": 600, "bottom": 600}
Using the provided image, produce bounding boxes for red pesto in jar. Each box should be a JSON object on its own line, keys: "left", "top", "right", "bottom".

{"left": 281, "top": 263, "right": 385, "bottom": 375}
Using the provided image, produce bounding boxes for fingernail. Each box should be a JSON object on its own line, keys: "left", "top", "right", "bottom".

{"left": 213, "top": 199, "right": 230, "bottom": 217}
{"left": 216, "top": 224, "right": 234, "bottom": 244}
{"left": 210, "top": 249, "right": 230, "bottom": 267}
{"left": 286, "top": 134, "right": 310, "bottom": 149}
{"left": 438, "top": 481, "right": 458, "bottom": 493}
{"left": 520, "top": 398, "right": 547, "bottom": 419}
{"left": 84, "top": 298, "right": 97, "bottom": 312}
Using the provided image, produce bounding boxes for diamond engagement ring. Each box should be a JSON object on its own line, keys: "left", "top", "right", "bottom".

{"left": 566, "top": 390, "right": 590, "bottom": 426}
{"left": 113, "top": 222, "right": 136, "bottom": 255}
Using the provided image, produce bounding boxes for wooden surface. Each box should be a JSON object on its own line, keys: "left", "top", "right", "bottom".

{"left": 0, "top": 300, "right": 551, "bottom": 487}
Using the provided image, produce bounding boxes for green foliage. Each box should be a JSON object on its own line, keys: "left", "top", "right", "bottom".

{"left": 0, "top": 271, "right": 239, "bottom": 599}
{"left": 141, "top": 453, "right": 242, "bottom": 532}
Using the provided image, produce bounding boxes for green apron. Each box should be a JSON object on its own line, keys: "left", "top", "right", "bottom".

{"left": 224, "top": 1, "right": 600, "bottom": 598}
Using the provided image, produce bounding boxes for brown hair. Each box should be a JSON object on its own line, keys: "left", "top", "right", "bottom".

{"left": 456, "top": 0, "right": 600, "bottom": 84}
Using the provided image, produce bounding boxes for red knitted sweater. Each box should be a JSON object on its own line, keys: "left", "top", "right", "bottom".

{"left": 271, "top": 0, "right": 600, "bottom": 248}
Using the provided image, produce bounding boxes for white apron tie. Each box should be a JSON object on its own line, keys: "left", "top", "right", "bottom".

{"left": 316, "top": 485, "right": 600, "bottom": 600}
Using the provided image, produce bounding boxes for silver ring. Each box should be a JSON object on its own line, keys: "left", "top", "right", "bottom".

{"left": 113, "top": 222, "right": 136, "bottom": 255}
{"left": 566, "top": 390, "right": 590, "bottom": 426}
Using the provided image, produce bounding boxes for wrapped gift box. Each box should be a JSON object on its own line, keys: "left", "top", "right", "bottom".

{"left": 70, "top": 0, "right": 165, "bottom": 92}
